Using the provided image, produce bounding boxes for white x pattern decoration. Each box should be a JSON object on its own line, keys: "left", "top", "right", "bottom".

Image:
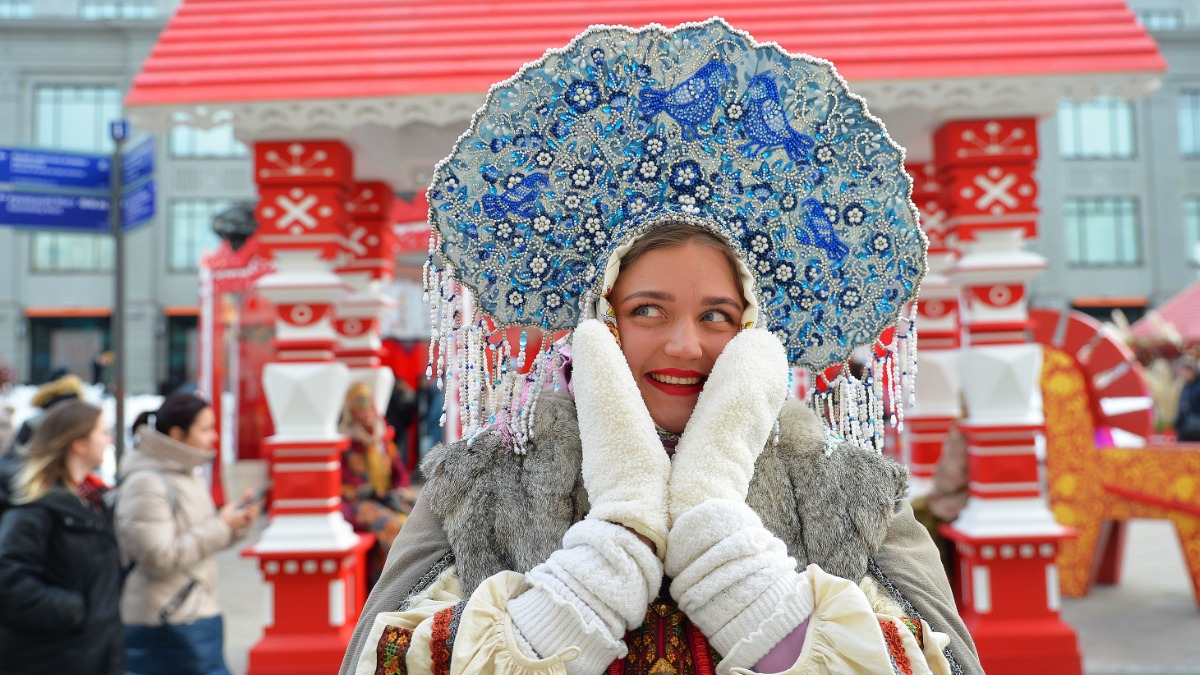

{"left": 275, "top": 193, "right": 319, "bottom": 231}
{"left": 972, "top": 171, "right": 1019, "bottom": 212}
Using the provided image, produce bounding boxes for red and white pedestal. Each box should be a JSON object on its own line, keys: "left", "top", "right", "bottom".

{"left": 904, "top": 162, "right": 961, "bottom": 497}
{"left": 934, "top": 119, "right": 1081, "bottom": 674}
{"left": 336, "top": 181, "right": 399, "bottom": 410}
{"left": 242, "top": 140, "right": 374, "bottom": 674}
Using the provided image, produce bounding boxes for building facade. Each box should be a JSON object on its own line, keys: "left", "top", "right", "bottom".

{"left": 0, "top": 0, "right": 253, "bottom": 393}
{"left": 1, "top": 0, "right": 1198, "bottom": 393}
{"left": 1034, "top": 0, "right": 1200, "bottom": 323}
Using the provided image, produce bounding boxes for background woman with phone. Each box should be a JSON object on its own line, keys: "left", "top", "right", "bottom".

{"left": 115, "top": 393, "right": 260, "bottom": 675}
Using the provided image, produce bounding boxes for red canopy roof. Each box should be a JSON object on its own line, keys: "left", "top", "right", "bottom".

{"left": 128, "top": 0, "right": 1164, "bottom": 107}
{"left": 1132, "top": 281, "right": 1200, "bottom": 345}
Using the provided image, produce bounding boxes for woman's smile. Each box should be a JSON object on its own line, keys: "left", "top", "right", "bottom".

{"left": 645, "top": 368, "right": 707, "bottom": 395}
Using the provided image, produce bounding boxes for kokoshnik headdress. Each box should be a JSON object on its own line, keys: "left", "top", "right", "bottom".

{"left": 424, "top": 18, "right": 927, "bottom": 452}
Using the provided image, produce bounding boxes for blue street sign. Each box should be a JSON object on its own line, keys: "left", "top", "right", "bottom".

{"left": 110, "top": 120, "right": 130, "bottom": 142}
{"left": 0, "top": 147, "right": 110, "bottom": 192}
{"left": 0, "top": 189, "right": 110, "bottom": 232}
{"left": 122, "top": 137, "right": 154, "bottom": 187}
{"left": 121, "top": 181, "right": 155, "bottom": 231}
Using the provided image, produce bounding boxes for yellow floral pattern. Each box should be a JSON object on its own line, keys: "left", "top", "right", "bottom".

{"left": 1042, "top": 346, "right": 1200, "bottom": 605}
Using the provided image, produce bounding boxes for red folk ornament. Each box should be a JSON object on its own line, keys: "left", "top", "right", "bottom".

{"left": 254, "top": 141, "right": 352, "bottom": 187}
{"left": 276, "top": 303, "right": 331, "bottom": 327}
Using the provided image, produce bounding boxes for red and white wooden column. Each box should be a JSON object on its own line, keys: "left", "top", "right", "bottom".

{"left": 935, "top": 119, "right": 1082, "bottom": 674}
{"left": 904, "top": 162, "right": 962, "bottom": 497}
{"left": 336, "top": 181, "right": 397, "bottom": 413}
{"left": 243, "top": 140, "right": 374, "bottom": 675}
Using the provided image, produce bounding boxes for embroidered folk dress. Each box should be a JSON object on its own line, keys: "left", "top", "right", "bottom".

{"left": 353, "top": 566, "right": 951, "bottom": 675}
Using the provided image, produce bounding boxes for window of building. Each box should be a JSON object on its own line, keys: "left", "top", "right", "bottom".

{"left": 1057, "top": 98, "right": 1136, "bottom": 159}
{"left": 1064, "top": 198, "right": 1142, "bottom": 266}
{"left": 1186, "top": 198, "right": 1200, "bottom": 266}
{"left": 170, "top": 199, "right": 231, "bottom": 271}
{"left": 79, "top": 0, "right": 159, "bottom": 19}
{"left": 31, "top": 233, "right": 115, "bottom": 272}
{"left": 34, "top": 84, "right": 122, "bottom": 153}
{"left": 28, "top": 317, "right": 111, "bottom": 386}
{"left": 170, "top": 112, "right": 248, "bottom": 158}
{"left": 1136, "top": 9, "right": 1184, "bottom": 30}
{"left": 0, "top": 1, "right": 34, "bottom": 18}
{"left": 1182, "top": 91, "right": 1200, "bottom": 157}
{"left": 32, "top": 85, "right": 123, "bottom": 271}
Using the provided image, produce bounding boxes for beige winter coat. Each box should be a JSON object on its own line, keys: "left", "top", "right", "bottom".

{"left": 115, "top": 427, "right": 243, "bottom": 626}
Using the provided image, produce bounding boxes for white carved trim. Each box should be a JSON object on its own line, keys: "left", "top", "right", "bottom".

{"left": 126, "top": 73, "right": 1160, "bottom": 139}
{"left": 128, "top": 93, "right": 486, "bottom": 136}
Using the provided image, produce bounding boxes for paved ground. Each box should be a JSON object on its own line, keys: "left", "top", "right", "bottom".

{"left": 217, "top": 517, "right": 1200, "bottom": 674}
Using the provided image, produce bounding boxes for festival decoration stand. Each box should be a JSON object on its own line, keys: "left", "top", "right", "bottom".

{"left": 935, "top": 119, "right": 1081, "bottom": 674}
{"left": 1035, "top": 308, "right": 1200, "bottom": 608}
{"left": 904, "top": 161, "right": 962, "bottom": 498}
{"left": 240, "top": 140, "right": 375, "bottom": 674}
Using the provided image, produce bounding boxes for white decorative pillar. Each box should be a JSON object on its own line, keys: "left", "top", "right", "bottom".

{"left": 935, "top": 119, "right": 1081, "bottom": 675}
{"left": 242, "top": 140, "right": 374, "bottom": 675}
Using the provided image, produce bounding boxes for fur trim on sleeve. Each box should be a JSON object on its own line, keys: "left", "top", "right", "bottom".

{"left": 421, "top": 392, "right": 589, "bottom": 593}
{"left": 747, "top": 400, "right": 909, "bottom": 582}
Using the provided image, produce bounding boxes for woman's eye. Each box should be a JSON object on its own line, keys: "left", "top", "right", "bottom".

{"left": 701, "top": 310, "right": 734, "bottom": 323}
{"left": 631, "top": 305, "right": 663, "bottom": 318}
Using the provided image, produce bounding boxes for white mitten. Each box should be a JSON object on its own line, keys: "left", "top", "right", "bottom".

{"left": 571, "top": 319, "right": 670, "bottom": 555}
{"left": 666, "top": 500, "right": 813, "bottom": 673}
{"left": 668, "top": 328, "right": 789, "bottom": 523}
{"left": 509, "top": 519, "right": 663, "bottom": 674}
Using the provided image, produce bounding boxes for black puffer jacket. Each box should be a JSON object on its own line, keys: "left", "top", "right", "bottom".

{"left": 0, "top": 486, "right": 124, "bottom": 675}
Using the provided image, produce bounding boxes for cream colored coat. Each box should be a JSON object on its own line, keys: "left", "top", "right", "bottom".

{"left": 115, "top": 427, "right": 243, "bottom": 626}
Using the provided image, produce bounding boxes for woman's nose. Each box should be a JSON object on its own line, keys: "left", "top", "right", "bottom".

{"left": 664, "top": 320, "right": 704, "bottom": 360}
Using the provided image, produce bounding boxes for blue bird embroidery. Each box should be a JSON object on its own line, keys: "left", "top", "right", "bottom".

{"left": 740, "top": 73, "right": 816, "bottom": 164}
{"left": 798, "top": 198, "right": 849, "bottom": 261}
{"left": 480, "top": 173, "right": 550, "bottom": 220}
{"left": 638, "top": 61, "right": 731, "bottom": 140}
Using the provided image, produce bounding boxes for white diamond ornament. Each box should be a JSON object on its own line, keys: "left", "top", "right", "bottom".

{"left": 908, "top": 350, "right": 962, "bottom": 419}
{"left": 959, "top": 344, "right": 1043, "bottom": 425}
{"left": 263, "top": 362, "right": 350, "bottom": 441}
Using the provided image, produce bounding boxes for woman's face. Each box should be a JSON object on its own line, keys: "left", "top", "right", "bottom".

{"left": 609, "top": 240, "right": 744, "bottom": 434}
{"left": 73, "top": 416, "right": 112, "bottom": 470}
{"left": 177, "top": 407, "right": 218, "bottom": 451}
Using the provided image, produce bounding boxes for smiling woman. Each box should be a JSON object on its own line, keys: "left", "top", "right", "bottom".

{"left": 341, "top": 19, "right": 983, "bottom": 675}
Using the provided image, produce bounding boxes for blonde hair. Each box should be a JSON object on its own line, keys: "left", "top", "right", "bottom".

{"left": 11, "top": 400, "right": 102, "bottom": 504}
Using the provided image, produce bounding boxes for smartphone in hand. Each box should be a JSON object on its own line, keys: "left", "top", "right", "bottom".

{"left": 239, "top": 485, "right": 269, "bottom": 509}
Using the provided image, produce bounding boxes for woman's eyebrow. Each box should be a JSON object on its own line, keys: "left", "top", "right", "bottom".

{"left": 703, "top": 296, "right": 744, "bottom": 311}
{"left": 620, "top": 290, "right": 673, "bottom": 304}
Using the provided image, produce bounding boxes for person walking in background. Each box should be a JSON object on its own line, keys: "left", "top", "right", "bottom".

{"left": 0, "top": 400, "right": 124, "bottom": 674}
{"left": 115, "top": 393, "right": 260, "bottom": 675}
{"left": 8, "top": 368, "right": 85, "bottom": 452}
{"left": 1176, "top": 359, "right": 1200, "bottom": 442}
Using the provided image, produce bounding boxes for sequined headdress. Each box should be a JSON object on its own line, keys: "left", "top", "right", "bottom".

{"left": 424, "top": 18, "right": 926, "bottom": 451}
